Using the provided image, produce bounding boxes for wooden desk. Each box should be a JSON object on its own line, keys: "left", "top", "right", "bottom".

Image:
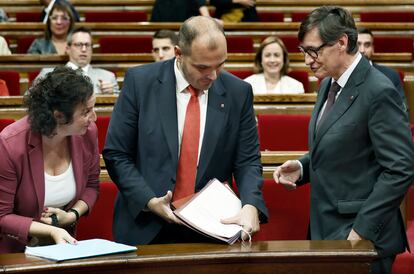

{"left": 0, "top": 240, "right": 377, "bottom": 274}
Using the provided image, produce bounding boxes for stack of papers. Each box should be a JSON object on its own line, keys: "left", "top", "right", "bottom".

{"left": 25, "top": 238, "right": 137, "bottom": 261}
{"left": 173, "top": 178, "right": 242, "bottom": 244}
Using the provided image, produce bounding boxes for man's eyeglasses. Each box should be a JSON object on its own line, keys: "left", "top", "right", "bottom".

{"left": 49, "top": 15, "right": 70, "bottom": 22}
{"left": 71, "top": 42, "right": 92, "bottom": 49}
{"left": 298, "top": 43, "right": 329, "bottom": 59}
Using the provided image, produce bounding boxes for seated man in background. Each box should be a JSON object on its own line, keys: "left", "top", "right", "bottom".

{"left": 357, "top": 27, "right": 406, "bottom": 105}
{"left": 152, "top": 29, "right": 178, "bottom": 62}
{"left": 36, "top": 27, "right": 119, "bottom": 94}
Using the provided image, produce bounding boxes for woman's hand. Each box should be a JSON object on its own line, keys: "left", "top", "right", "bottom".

{"left": 50, "top": 226, "right": 78, "bottom": 244}
{"left": 41, "top": 207, "right": 77, "bottom": 227}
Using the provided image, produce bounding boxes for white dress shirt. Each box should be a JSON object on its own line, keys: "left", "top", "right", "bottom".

{"left": 174, "top": 59, "right": 208, "bottom": 163}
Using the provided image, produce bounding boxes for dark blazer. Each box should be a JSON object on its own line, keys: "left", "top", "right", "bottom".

{"left": 150, "top": 0, "right": 206, "bottom": 22}
{"left": 298, "top": 56, "right": 414, "bottom": 257}
{"left": 103, "top": 59, "right": 268, "bottom": 245}
{"left": 0, "top": 117, "right": 100, "bottom": 253}
{"left": 373, "top": 63, "right": 407, "bottom": 105}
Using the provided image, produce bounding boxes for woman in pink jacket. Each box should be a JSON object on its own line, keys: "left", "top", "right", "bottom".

{"left": 0, "top": 66, "right": 100, "bottom": 253}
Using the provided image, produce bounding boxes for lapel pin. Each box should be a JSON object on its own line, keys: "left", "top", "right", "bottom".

{"left": 220, "top": 103, "right": 225, "bottom": 108}
{"left": 350, "top": 95, "right": 354, "bottom": 100}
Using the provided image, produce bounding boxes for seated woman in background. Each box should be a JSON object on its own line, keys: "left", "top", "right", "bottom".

{"left": 244, "top": 36, "right": 304, "bottom": 94}
{"left": 27, "top": 1, "right": 75, "bottom": 54}
{"left": 0, "top": 67, "right": 100, "bottom": 253}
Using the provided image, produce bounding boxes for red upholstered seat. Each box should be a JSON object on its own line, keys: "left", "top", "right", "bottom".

{"left": 258, "top": 12, "right": 284, "bottom": 22}
{"left": 373, "top": 37, "right": 414, "bottom": 54}
{"left": 226, "top": 37, "right": 254, "bottom": 53}
{"left": 287, "top": 70, "right": 310, "bottom": 93}
{"left": 17, "top": 36, "right": 37, "bottom": 54}
{"left": 279, "top": 35, "right": 301, "bottom": 53}
{"left": 360, "top": 12, "right": 414, "bottom": 22}
{"left": 227, "top": 69, "right": 253, "bottom": 79}
{"left": 291, "top": 12, "right": 309, "bottom": 22}
{"left": 95, "top": 116, "right": 111, "bottom": 154}
{"left": 253, "top": 179, "right": 310, "bottom": 241}
{"left": 0, "top": 119, "right": 14, "bottom": 132}
{"left": 99, "top": 36, "right": 153, "bottom": 53}
{"left": 410, "top": 124, "right": 414, "bottom": 140}
{"left": 257, "top": 114, "right": 310, "bottom": 151}
{"left": 76, "top": 181, "right": 118, "bottom": 241}
{"left": 392, "top": 185, "right": 414, "bottom": 274}
{"left": 28, "top": 71, "right": 40, "bottom": 89}
{"left": 84, "top": 11, "right": 147, "bottom": 22}
{"left": 0, "top": 71, "right": 20, "bottom": 96}
{"left": 15, "top": 12, "right": 41, "bottom": 22}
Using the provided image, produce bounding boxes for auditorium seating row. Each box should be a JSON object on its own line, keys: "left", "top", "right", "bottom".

{"left": 6, "top": 34, "right": 414, "bottom": 56}
{"left": 8, "top": 10, "right": 414, "bottom": 23}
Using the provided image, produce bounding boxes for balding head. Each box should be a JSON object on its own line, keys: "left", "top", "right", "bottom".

{"left": 178, "top": 16, "right": 226, "bottom": 56}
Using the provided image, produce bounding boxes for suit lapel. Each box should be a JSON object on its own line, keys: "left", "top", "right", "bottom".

{"left": 28, "top": 131, "right": 45, "bottom": 214}
{"left": 68, "top": 135, "right": 83, "bottom": 208}
{"left": 157, "top": 60, "right": 179, "bottom": 167}
{"left": 312, "top": 57, "right": 369, "bottom": 149}
{"left": 196, "top": 79, "right": 227, "bottom": 188}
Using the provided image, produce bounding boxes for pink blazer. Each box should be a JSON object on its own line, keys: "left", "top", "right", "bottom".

{"left": 0, "top": 116, "right": 100, "bottom": 253}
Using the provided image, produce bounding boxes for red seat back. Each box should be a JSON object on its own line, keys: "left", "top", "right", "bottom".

{"left": 279, "top": 35, "right": 301, "bottom": 53}
{"left": 84, "top": 11, "right": 147, "bottom": 22}
{"left": 76, "top": 181, "right": 118, "bottom": 241}
{"left": 17, "top": 36, "right": 37, "bottom": 54}
{"left": 95, "top": 116, "right": 111, "bottom": 154}
{"left": 360, "top": 12, "right": 414, "bottom": 22}
{"left": 258, "top": 12, "right": 284, "bottom": 22}
{"left": 28, "top": 71, "right": 40, "bottom": 89}
{"left": 226, "top": 37, "right": 254, "bottom": 53}
{"left": 374, "top": 37, "right": 414, "bottom": 54}
{"left": 0, "top": 71, "right": 20, "bottom": 96}
{"left": 257, "top": 114, "right": 310, "bottom": 151}
{"left": 254, "top": 179, "right": 310, "bottom": 241}
{"left": 291, "top": 12, "right": 309, "bottom": 22}
{"left": 99, "top": 36, "right": 153, "bottom": 53}
{"left": 287, "top": 70, "right": 310, "bottom": 93}
{"left": 15, "top": 12, "right": 41, "bottom": 22}
{"left": 0, "top": 119, "right": 14, "bottom": 132}
{"left": 227, "top": 69, "right": 253, "bottom": 80}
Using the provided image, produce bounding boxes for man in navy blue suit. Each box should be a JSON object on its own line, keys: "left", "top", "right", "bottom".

{"left": 103, "top": 16, "right": 267, "bottom": 245}
{"left": 357, "top": 27, "right": 407, "bottom": 107}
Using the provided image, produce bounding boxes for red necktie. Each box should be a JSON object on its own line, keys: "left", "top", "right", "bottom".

{"left": 173, "top": 85, "right": 200, "bottom": 201}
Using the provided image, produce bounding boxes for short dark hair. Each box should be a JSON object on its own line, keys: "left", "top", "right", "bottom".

{"left": 45, "top": 1, "right": 75, "bottom": 40}
{"left": 24, "top": 66, "right": 93, "bottom": 137}
{"left": 254, "top": 36, "right": 289, "bottom": 75}
{"left": 153, "top": 29, "right": 178, "bottom": 46}
{"left": 178, "top": 16, "right": 225, "bottom": 56}
{"left": 67, "top": 26, "right": 92, "bottom": 45}
{"left": 298, "top": 6, "right": 358, "bottom": 55}
{"left": 357, "top": 27, "right": 373, "bottom": 37}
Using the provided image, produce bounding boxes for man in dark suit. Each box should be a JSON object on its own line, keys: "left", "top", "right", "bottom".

{"left": 273, "top": 6, "right": 414, "bottom": 274}
{"left": 103, "top": 16, "right": 268, "bottom": 245}
{"left": 357, "top": 27, "right": 407, "bottom": 105}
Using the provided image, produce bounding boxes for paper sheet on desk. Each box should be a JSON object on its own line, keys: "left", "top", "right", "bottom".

{"left": 25, "top": 239, "right": 137, "bottom": 261}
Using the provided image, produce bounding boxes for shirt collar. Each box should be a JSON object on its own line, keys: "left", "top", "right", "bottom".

{"left": 335, "top": 52, "right": 362, "bottom": 88}
{"left": 66, "top": 62, "right": 90, "bottom": 75}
